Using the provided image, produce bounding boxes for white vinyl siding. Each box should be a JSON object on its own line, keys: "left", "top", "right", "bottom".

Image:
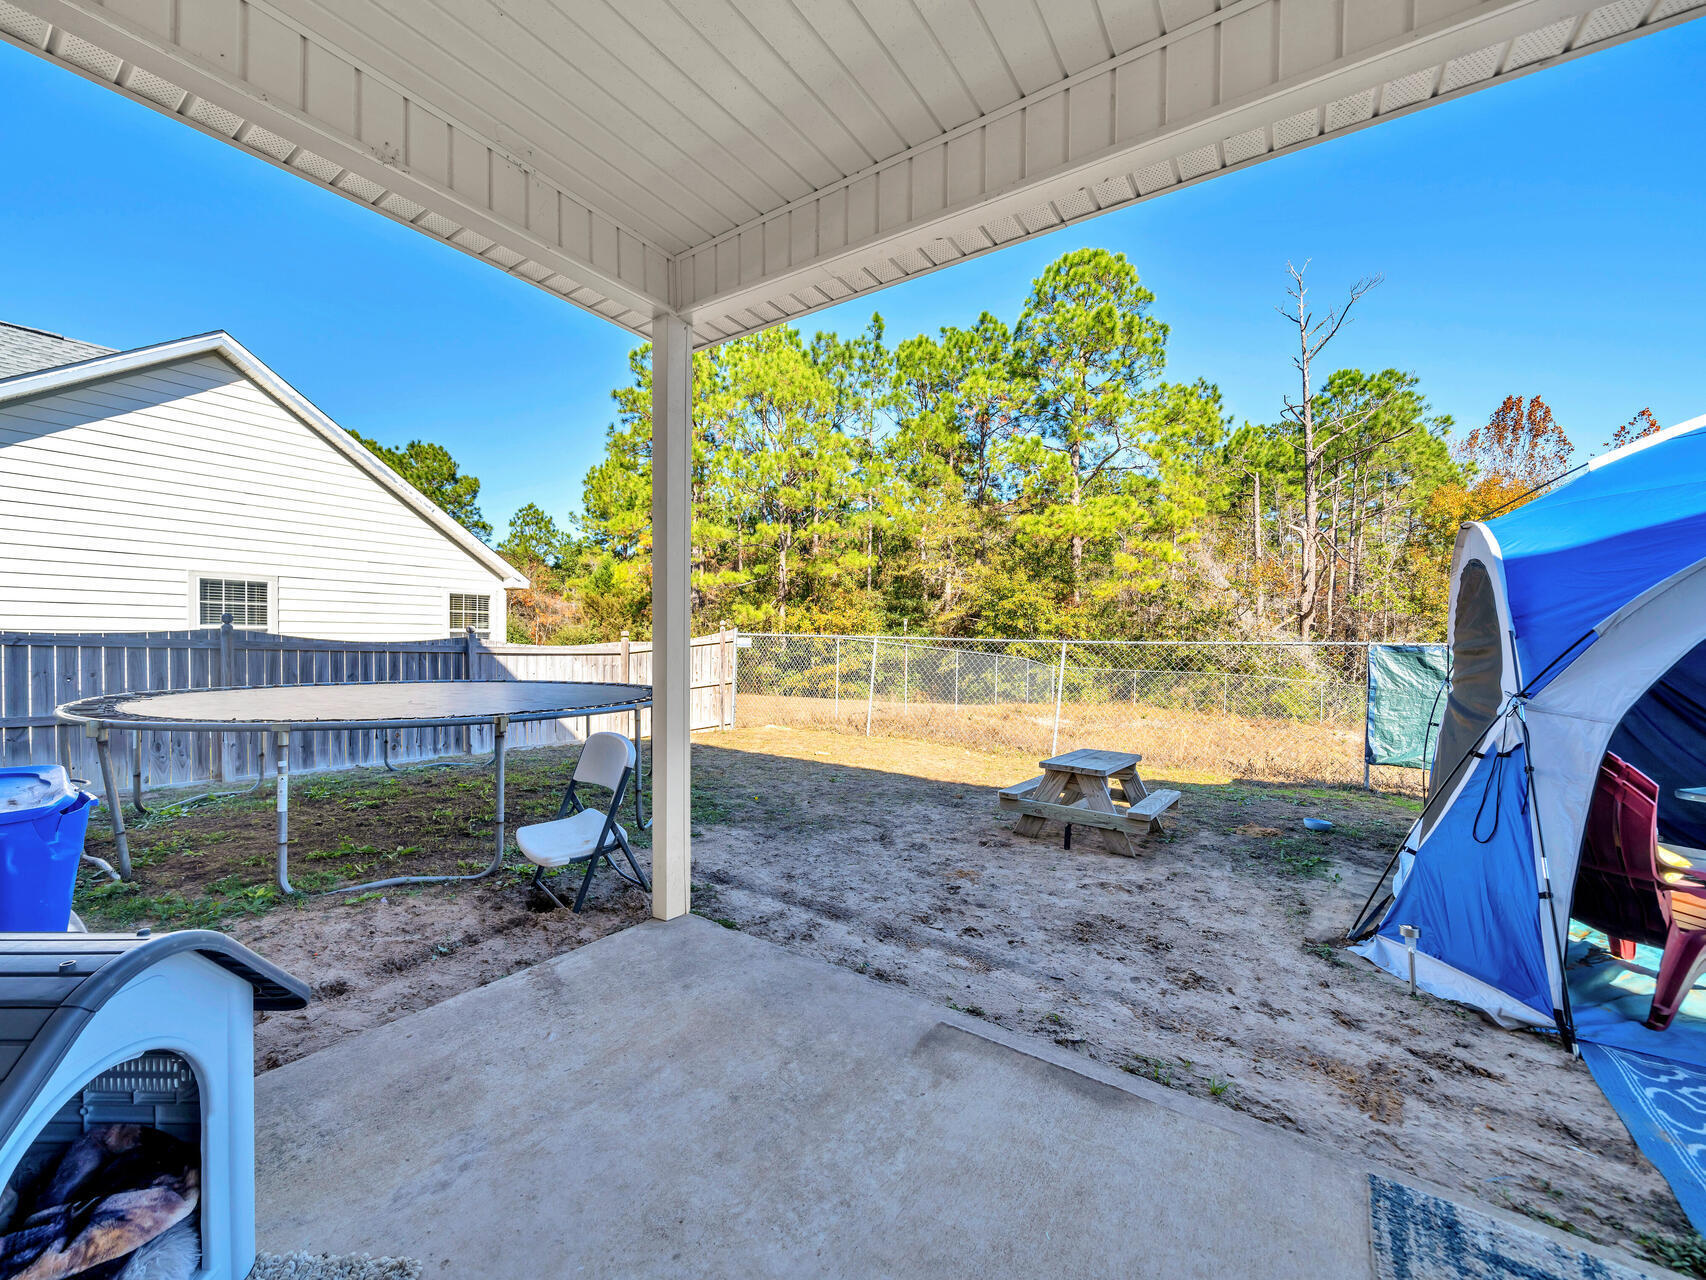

{"left": 0, "top": 355, "right": 508, "bottom": 640}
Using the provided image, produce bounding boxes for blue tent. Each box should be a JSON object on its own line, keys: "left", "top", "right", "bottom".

{"left": 1354, "top": 415, "right": 1706, "bottom": 1031}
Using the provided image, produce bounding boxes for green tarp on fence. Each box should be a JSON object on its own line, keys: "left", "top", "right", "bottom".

{"left": 1365, "top": 644, "right": 1451, "bottom": 770}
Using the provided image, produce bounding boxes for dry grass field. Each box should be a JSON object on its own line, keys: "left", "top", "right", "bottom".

{"left": 737, "top": 692, "right": 1423, "bottom": 792}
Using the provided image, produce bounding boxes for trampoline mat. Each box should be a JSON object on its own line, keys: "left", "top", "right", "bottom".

{"left": 58, "top": 680, "right": 653, "bottom": 730}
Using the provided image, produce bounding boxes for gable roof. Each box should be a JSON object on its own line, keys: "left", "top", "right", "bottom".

{"left": 0, "top": 321, "right": 115, "bottom": 379}
{"left": 0, "top": 330, "right": 526, "bottom": 589}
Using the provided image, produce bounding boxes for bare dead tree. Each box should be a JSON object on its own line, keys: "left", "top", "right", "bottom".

{"left": 1277, "top": 261, "right": 1405, "bottom": 639}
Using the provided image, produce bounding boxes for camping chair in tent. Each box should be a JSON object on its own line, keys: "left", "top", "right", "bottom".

{"left": 517, "top": 732, "right": 650, "bottom": 912}
{"left": 1573, "top": 752, "right": 1706, "bottom": 1031}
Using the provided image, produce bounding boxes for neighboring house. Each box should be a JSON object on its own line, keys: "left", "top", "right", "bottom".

{"left": 0, "top": 321, "right": 524, "bottom": 640}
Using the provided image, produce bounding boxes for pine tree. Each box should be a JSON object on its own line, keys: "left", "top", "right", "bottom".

{"left": 1012, "top": 248, "right": 1168, "bottom": 611}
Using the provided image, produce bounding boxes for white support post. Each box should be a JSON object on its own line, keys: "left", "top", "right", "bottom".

{"left": 650, "top": 310, "right": 694, "bottom": 921}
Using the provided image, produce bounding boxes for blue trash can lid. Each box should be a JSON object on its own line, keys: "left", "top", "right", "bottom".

{"left": 0, "top": 765, "right": 76, "bottom": 820}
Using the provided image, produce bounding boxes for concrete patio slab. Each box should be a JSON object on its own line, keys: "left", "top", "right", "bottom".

{"left": 255, "top": 914, "right": 1382, "bottom": 1278}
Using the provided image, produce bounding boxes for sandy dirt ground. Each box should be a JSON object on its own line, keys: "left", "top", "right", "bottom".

{"left": 72, "top": 726, "right": 1694, "bottom": 1265}
{"left": 688, "top": 728, "right": 1689, "bottom": 1264}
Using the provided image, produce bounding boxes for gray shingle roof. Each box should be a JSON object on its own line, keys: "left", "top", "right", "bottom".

{"left": 0, "top": 321, "right": 115, "bottom": 380}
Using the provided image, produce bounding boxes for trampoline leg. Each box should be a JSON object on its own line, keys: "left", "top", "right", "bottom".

{"left": 132, "top": 731, "right": 147, "bottom": 816}
{"left": 91, "top": 723, "right": 132, "bottom": 881}
{"left": 274, "top": 729, "right": 295, "bottom": 896}
{"left": 633, "top": 706, "right": 650, "bottom": 830}
{"left": 490, "top": 714, "right": 509, "bottom": 875}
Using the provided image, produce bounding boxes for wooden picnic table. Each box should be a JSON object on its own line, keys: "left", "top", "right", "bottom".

{"left": 997, "top": 748, "right": 1181, "bottom": 857}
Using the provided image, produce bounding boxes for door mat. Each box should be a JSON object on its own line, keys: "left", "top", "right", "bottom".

{"left": 248, "top": 1254, "right": 422, "bottom": 1279}
{"left": 1369, "top": 1175, "right": 1652, "bottom": 1280}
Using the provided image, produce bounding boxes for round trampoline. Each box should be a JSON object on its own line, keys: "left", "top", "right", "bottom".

{"left": 57, "top": 680, "right": 653, "bottom": 895}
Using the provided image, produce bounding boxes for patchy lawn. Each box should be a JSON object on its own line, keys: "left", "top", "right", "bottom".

{"left": 74, "top": 749, "right": 657, "bottom": 1070}
{"left": 74, "top": 725, "right": 1699, "bottom": 1268}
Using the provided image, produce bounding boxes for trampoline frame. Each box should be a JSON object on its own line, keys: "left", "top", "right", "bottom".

{"left": 56, "top": 680, "right": 653, "bottom": 896}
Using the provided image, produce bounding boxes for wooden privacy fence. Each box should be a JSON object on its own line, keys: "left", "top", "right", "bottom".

{"left": 469, "top": 628, "right": 737, "bottom": 753}
{"left": 0, "top": 621, "right": 736, "bottom": 792}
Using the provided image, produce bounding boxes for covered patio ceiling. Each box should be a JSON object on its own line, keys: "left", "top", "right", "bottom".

{"left": 5, "top": 0, "right": 1701, "bottom": 348}
{"left": 6, "top": 0, "right": 1699, "bottom": 924}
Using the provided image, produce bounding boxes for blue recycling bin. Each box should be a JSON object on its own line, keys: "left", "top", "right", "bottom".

{"left": 0, "top": 766, "right": 100, "bottom": 932}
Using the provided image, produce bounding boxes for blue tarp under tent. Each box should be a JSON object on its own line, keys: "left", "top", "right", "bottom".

{"left": 1348, "top": 413, "right": 1706, "bottom": 1229}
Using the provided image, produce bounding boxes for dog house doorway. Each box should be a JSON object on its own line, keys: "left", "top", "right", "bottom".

{"left": 0, "top": 931, "right": 309, "bottom": 1278}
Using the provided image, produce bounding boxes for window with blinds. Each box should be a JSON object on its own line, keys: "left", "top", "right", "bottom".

{"left": 449, "top": 593, "right": 490, "bottom": 638}
{"left": 199, "top": 578, "right": 269, "bottom": 627}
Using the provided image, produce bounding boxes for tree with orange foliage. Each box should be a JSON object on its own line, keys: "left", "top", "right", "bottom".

{"left": 1407, "top": 396, "right": 1575, "bottom": 623}
{"left": 1607, "top": 407, "right": 1662, "bottom": 451}
{"left": 1459, "top": 395, "right": 1574, "bottom": 513}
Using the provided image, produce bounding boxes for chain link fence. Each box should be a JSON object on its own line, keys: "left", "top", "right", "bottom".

{"left": 736, "top": 633, "right": 1426, "bottom": 792}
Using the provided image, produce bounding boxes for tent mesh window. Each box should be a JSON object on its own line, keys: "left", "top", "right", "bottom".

{"left": 1422, "top": 559, "right": 1505, "bottom": 839}
{"left": 198, "top": 577, "right": 268, "bottom": 627}
{"left": 449, "top": 592, "right": 490, "bottom": 639}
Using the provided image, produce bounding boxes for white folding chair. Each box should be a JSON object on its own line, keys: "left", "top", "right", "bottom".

{"left": 516, "top": 732, "right": 651, "bottom": 912}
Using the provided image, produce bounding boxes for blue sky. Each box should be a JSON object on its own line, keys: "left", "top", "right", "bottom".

{"left": 3, "top": 19, "right": 1704, "bottom": 538}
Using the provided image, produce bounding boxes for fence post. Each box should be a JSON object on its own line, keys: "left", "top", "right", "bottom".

{"left": 463, "top": 627, "right": 482, "bottom": 753}
{"left": 903, "top": 640, "right": 909, "bottom": 711}
{"left": 722, "top": 622, "right": 736, "bottom": 729}
{"left": 954, "top": 648, "right": 960, "bottom": 708}
{"left": 834, "top": 636, "right": 841, "bottom": 722}
{"left": 866, "top": 637, "right": 878, "bottom": 737}
{"left": 219, "top": 614, "right": 234, "bottom": 686}
{"left": 215, "top": 613, "right": 235, "bottom": 782}
{"left": 1363, "top": 643, "right": 1373, "bottom": 791}
{"left": 621, "top": 629, "right": 632, "bottom": 683}
{"left": 1051, "top": 641, "right": 1066, "bottom": 755}
{"left": 1222, "top": 672, "right": 1230, "bottom": 717}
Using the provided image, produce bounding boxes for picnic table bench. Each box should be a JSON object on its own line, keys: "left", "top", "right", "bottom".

{"left": 998, "top": 749, "right": 1180, "bottom": 857}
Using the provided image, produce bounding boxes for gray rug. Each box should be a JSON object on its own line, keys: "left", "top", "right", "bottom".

{"left": 248, "top": 1253, "right": 423, "bottom": 1279}
{"left": 1369, "top": 1176, "right": 1654, "bottom": 1280}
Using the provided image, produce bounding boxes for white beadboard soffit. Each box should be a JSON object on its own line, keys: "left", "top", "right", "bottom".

{"left": 1, "top": 0, "right": 1699, "bottom": 346}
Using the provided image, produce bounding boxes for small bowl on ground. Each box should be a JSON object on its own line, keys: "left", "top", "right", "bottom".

{"left": 1303, "top": 817, "right": 1334, "bottom": 833}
